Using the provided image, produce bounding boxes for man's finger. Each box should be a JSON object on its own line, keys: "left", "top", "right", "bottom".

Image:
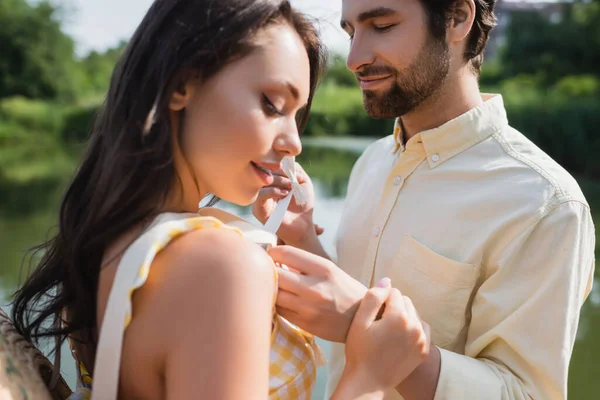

{"left": 276, "top": 289, "right": 302, "bottom": 311}
{"left": 276, "top": 305, "right": 301, "bottom": 322}
{"left": 268, "top": 245, "right": 331, "bottom": 275}
{"left": 353, "top": 286, "right": 393, "bottom": 330}
{"left": 276, "top": 267, "right": 308, "bottom": 294}
{"left": 422, "top": 320, "right": 432, "bottom": 348}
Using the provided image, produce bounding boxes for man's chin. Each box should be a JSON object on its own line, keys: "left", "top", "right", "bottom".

{"left": 362, "top": 92, "right": 396, "bottom": 119}
{"left": 363, "top": 101, "right": 400, "bottom": 119}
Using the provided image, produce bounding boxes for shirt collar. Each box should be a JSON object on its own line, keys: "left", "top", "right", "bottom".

{"left": 393, "top": 94, "right": 508, "bottom": 168}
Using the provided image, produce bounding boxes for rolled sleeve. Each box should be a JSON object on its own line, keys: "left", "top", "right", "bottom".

{"left": 433, "top": 200, "right": 595, "bottom": 400}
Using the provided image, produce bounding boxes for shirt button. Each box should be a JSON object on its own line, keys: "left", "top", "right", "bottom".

{"left": 431, "top": 154, "right": 440, "bottom": 162}
{"left": 372, "top": 226, "right": 381, "bottom": 237}
{"left": 393, "top": 175, "right": 403, "bottom": 186}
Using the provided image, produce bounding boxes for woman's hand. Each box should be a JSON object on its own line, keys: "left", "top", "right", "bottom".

{"left": 333, "top": 278, "right": 431, "bottom": 399}
{"left": 252, "top": 162, "right": 323, "bottom": 248}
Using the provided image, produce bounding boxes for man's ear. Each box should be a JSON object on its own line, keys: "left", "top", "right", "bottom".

{"left": 447, "top": 0, "right": 476, "bottom": 44}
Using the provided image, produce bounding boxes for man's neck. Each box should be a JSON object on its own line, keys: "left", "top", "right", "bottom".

{"left": 401, "top": 69, "right": 483, "bottom": 142}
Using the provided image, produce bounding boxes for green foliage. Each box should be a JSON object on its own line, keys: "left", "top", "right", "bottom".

{"left": 551, "top": 75, "right": 600, "bottom": 99}
{"left": 0, "top": 0, "right": 598, "bottom": 210}
{"left": 0, "top": 0, "right": 81, "bottom": 100}
{"left": 505, "top": 98, "right": 600, "bottom": 177}
{"left": 0, "top": 96, "right": 65, "bottom": 133}
{"left": 324, "top": 55, "right": 355, "bottom": 87}
{"left": 77, "top": 42, "right": 125, "bottom": 96}
{"left": 0, "top": 96, "right": 77, "bottom": 214}
{"left": 302, "top": 80, "right": 600, "bottom": 181}
{"left": 297, "top": 146, "right": 359, "bottom": 198}
{"left": 479, "top": 62, "right": 506, "bottom": 87}
{"left": 587, "top": 140, "right": 600, "bottom": 180}
{"left": 61, "top": 104, "right": 99, "bottom": 143}
{"left": 0, "top": 0, "right": 124, "bottom": 102}
{"left": 305, "top": 84, "right": 395, "bottom": 137}
{"left": 500, "top": 1, "right": 600, "bottom": 86}
{"left": 493, "top": 74, "right": 546, "bottom": 106}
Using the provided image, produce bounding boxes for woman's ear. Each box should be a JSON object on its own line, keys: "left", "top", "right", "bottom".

{"left": 169, "top": 71, "right": 199, "bottom": 111}
{"left": 169, "top": 82, "right": 193, "bottom": 111}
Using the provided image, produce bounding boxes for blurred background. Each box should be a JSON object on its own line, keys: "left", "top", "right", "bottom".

{"left": 0, "top": 0, "right": 599, "bottom": 398}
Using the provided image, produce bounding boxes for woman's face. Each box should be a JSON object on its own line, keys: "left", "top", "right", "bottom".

{"left": 168, "top": 22, "right": 310, "bottom": 209}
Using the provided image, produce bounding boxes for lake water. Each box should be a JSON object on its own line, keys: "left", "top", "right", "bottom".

{"left": 1, "top": 138, "right": 598, "bottom": 399}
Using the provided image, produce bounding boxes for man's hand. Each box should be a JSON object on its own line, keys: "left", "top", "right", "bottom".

{"left": 268, "top": 245, "right": 368, "bottom": 342}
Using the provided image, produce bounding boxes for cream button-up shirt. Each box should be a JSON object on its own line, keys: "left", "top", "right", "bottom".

{"left": 326, "top": 94, "right": 595, "bottom": 399}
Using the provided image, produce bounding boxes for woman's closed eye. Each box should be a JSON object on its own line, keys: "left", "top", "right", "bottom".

{"left": 262, "top": 94, "right": 283, "bottom": 117}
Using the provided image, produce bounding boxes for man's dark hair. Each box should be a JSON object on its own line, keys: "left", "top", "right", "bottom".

{"left": 421, "top": 0, "right": 497, "bottom": 74}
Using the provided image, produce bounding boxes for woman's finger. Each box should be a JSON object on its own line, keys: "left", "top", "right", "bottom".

{"left": 253, "top": 188, "right": 289, "bottom": 221}
{"left": 354, "top": 286, "right": 393, "bottom": 330}
{"left": 402, "top": 296, "right": 423, "bottom": 339}
{"left": 270, "top": 174, "right": 293, "bottom": 190}
{"left": 380, "top": 288, "right": 407, "bottom": 320}
{"left": 294, "top": 162, "right": 309, "bottom": 184}
{"left": 257, "top": 186, "right": 290, "bottom": 200}
{"left": 403, "top": 296, "right": 429, "bottom": 344}
{"left": 315, "top": 224, "right": 325, "bottom": 236}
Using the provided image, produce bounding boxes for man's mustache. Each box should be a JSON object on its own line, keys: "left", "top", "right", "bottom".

{"left": 356, "top": 66, "right": 397, "bottom": 79}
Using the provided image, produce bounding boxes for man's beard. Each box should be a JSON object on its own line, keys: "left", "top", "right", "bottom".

{"left": 360, "top": 35, "right": 450, "bottom": 119}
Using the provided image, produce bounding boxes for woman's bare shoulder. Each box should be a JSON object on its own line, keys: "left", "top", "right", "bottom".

{"left": 153, "top": 226, "right": 275, "bottom": 295}
{"left": 117, "top": 226, "right": 277, "bottom": 397}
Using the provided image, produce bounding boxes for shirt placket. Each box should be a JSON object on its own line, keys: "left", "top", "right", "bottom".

{"left": 358, "top": 147, "right": 425, "bottom": 287}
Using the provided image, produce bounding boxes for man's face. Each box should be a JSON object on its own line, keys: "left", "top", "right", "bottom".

{"left": 341, "top": 0, "right": 451, "bottom": 118}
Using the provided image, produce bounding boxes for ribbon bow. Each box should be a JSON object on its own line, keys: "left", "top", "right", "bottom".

{"left": 263, "top": 156, "right": 307, "bottom": 234}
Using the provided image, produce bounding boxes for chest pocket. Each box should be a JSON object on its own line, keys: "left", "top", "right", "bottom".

{"left": 392, "top": 235, "right": 481, "bottom": 349}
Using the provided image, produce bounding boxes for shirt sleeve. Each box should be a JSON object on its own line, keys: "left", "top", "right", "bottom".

{"left": 433, "top": 200, "right": 595, "bottom": 400}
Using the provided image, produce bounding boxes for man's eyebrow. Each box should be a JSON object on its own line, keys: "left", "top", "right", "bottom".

{"left": 357, "top": 7, "right": 397, "bottom": 23}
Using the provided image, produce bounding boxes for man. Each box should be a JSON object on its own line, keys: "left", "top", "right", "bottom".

{"left": 253, "top": 0, "right": 596, "bottom": 398}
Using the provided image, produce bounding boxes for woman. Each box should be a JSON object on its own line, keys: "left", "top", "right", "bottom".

{"left": 11, "top": 0, "right": 429, "bottom": 398}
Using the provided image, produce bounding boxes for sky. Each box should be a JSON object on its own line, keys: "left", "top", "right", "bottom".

{"left": 54, "top": 0, "right": 559, "bottom": 57}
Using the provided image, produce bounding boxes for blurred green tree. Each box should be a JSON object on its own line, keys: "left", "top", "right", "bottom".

{"left": 78, "top": 41, "right": 126, "bottom": 97}
{"left": 324, "top": 54, "right": 355, "bottom": 87}
{"left": 500, "top": 0, "right": 600, "bottom": 86}
{"left": 0, "top": 0, "right": 80, "bottom": 100}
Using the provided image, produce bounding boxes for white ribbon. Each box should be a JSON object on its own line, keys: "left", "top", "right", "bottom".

{"left": 263, "top": 156, "right": 306, "bottom": 234}
{"left": 282, "top": 156, "right": 307, "bottom": 207}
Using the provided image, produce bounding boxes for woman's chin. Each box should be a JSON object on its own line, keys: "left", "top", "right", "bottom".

{"left": 216, "top": 190, "right": 259, "bottom": 208}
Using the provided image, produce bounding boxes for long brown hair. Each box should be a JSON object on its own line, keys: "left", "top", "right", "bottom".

{"left": 12, "top": 0, "right": 326, "bottom": 368}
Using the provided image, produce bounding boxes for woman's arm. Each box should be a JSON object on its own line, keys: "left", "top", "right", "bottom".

{"left": 124, "top": 227, "right": 276, "bottom": 399}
